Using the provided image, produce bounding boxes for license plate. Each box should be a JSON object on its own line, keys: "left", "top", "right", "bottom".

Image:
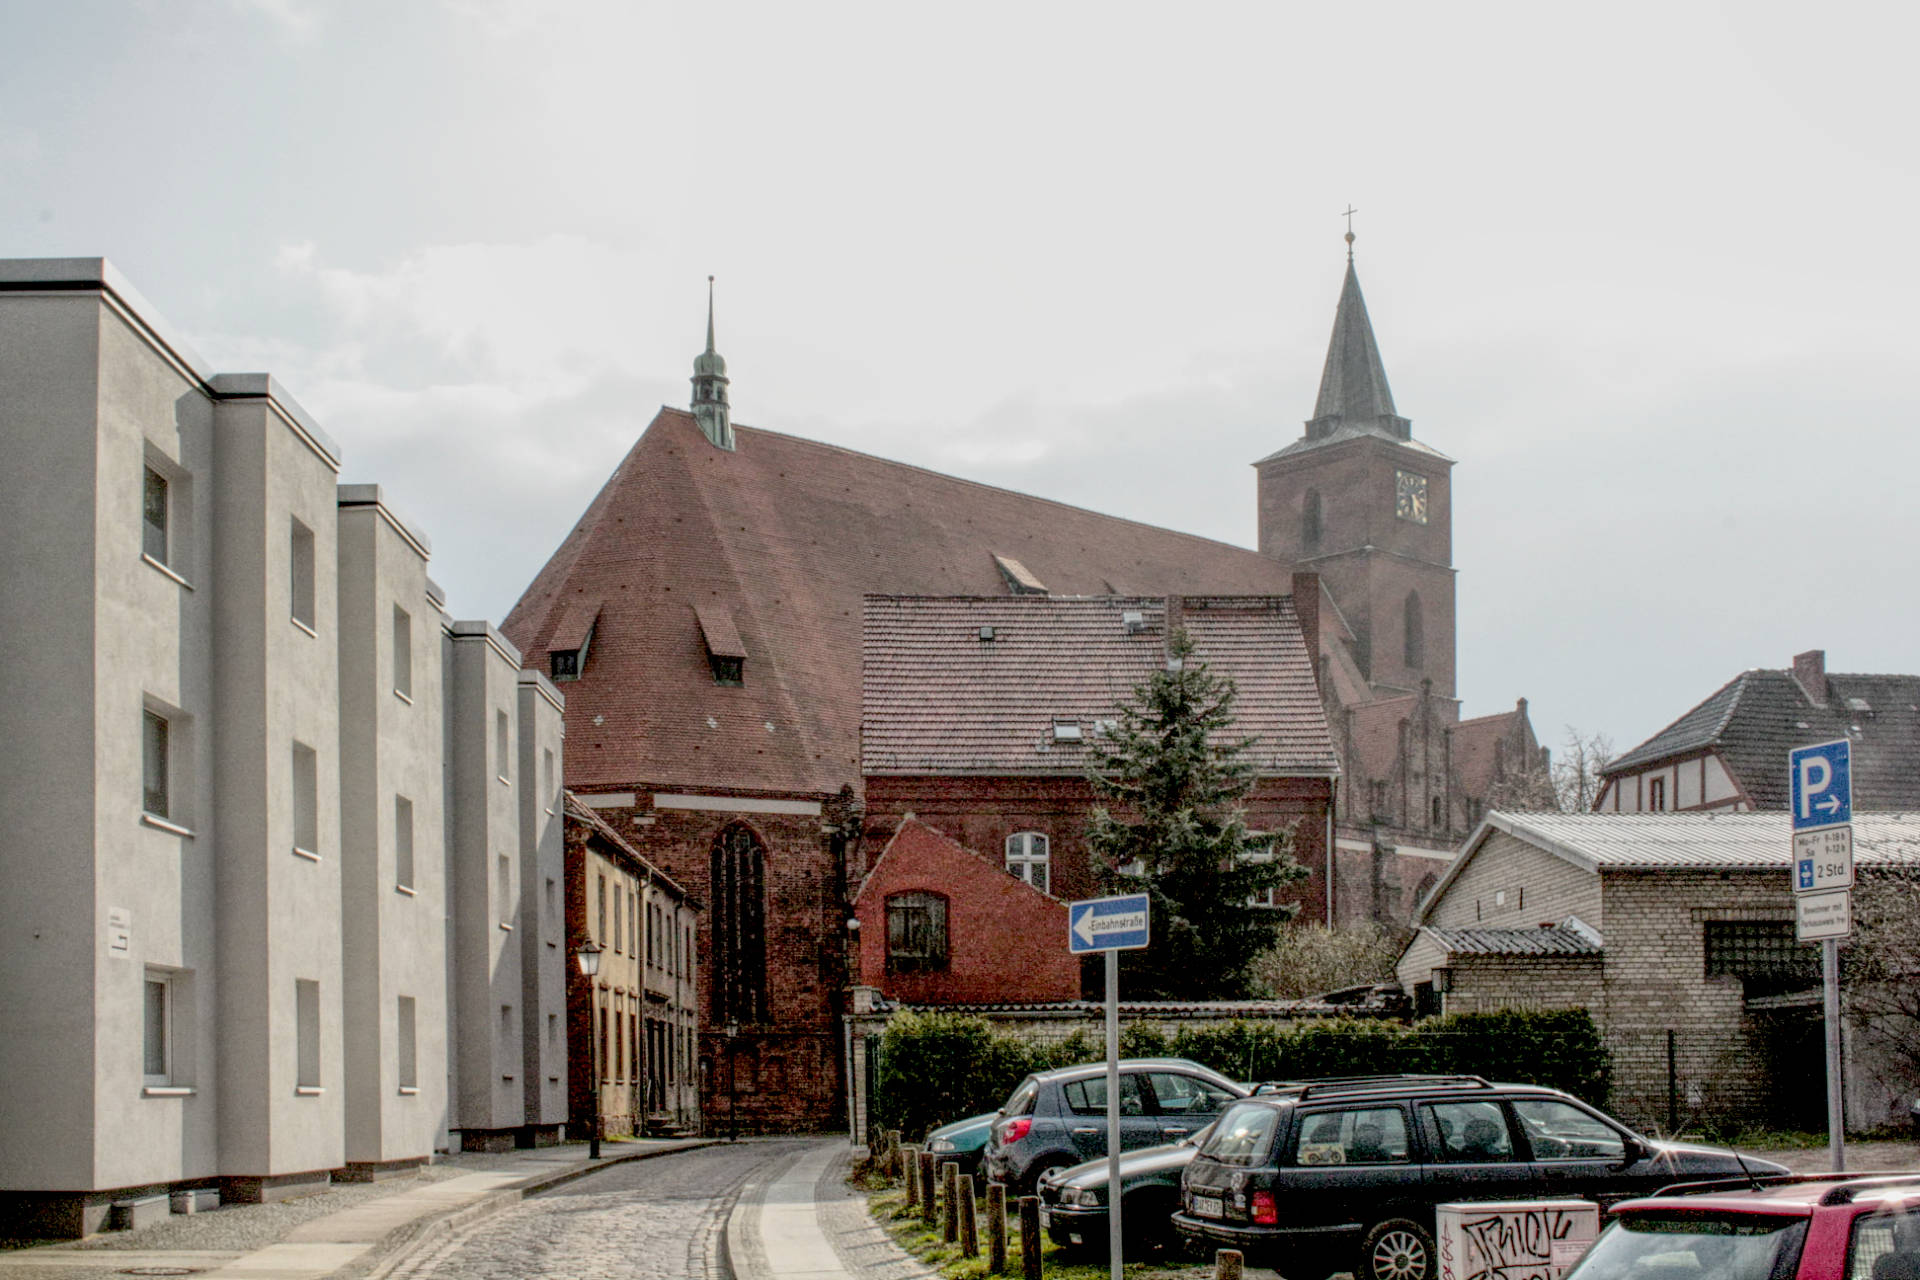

{"left": 1191, "top": 1194, "right": 1224, "bottom": 1219}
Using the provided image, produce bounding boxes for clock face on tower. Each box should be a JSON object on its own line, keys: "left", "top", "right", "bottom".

{"left": 1395, "top": 470, "right": 1429, "bottom": 524}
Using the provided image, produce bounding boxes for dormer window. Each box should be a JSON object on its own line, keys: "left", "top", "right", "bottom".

{"left": 547, "top": 602, "right": 599, "bottom": 683}
{"left": 695, "top": 603, "right": 747, "bottom": 687}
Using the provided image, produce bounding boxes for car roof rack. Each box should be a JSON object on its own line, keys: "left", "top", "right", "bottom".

{"left": 1820, "top": 1174, "right": 1920, "bottom": 1205}
{"left": 1295, "top": 1074, "right": 1493, "bottom": 1100}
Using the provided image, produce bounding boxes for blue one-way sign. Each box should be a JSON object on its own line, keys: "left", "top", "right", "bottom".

{"left": 1790, "top": 739, "right": 1852, "bottom": 832}
{"left": 1068, "top": 893, "right": 1151, "bottom": 954}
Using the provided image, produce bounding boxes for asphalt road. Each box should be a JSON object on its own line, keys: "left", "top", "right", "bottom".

{"left": 384, "top": 1138, "right": 817, "bottom": 1280}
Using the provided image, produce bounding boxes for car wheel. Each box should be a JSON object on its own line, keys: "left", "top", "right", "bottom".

{"left": 1360, "top": 1218, "right": 1436, "bottom": 1280}
{"left": 1018, "top": 1159, "right": 1070, "bottom": 1201}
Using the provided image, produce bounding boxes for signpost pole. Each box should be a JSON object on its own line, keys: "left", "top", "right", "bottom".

{"left": 1106, "top": 949, "right": 1122, "bottom": 1280}
{"left": 1823, "top": 937, "right": 1843, "bottom": 1172}
{"left": 1789, "top": 739, "right": 1852, "bottom": 1175}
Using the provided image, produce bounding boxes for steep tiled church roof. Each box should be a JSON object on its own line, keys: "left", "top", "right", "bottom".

{"left": 1605, "top": 666, "right": 1920, "bottom": 809}
{"left": 861, "top": 594, "right": 1337, "bottom": 775}
{"left": 502, "top": 409, "right": 1297, "bottom": 795}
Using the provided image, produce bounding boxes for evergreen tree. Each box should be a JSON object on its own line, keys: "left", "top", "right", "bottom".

{"left": 1085, "top": 628, "right": 1308, "bottom": 998}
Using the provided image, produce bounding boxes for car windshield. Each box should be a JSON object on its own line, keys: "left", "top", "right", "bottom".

{"left": 1567, "top": 1215, "right": 1808, "bottom": 1280}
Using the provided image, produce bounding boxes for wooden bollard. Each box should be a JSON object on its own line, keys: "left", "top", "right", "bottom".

{"left": 941, "top": 1161, "right": 960, "bottom": 1243}
{"left": 903, "top": 1145, "right": 920, "bottom": 1210}
{"left": 885, "top": 1129, "right": 902, "bottom": 1178}
{"left": 959, "top": 1174, "right": 979, "bottom": 1257}
{"left": 1215, "top": 1247, "right": 1245, "bottom": 1280}
{"left": 1019, "top": 1194, "right": 1042, "bottom": 1280}
{"left": 919, "top": 1151, "right": 938, "bottom": 1224}
{"left": 987, "top": 1183, "right": 1008, "bottom": 1273}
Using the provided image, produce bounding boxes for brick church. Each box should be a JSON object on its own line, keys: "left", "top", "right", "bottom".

{"left": 500, "top": 250, "right": 1541, "bottom": 1130}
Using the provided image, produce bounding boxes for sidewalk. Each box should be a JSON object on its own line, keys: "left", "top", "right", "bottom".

{"left": 727, "top": 1140, "right": 935, "bottom": 1280}
{"left": 0, "top": 1138, "right": 711, "bottom": 1280}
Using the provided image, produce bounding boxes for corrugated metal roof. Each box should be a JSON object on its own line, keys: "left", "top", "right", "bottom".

{"left": 1499, "top": 810, "right": 1920, "bottom": 871}
{"left": 1423, "top": 922, "right": 1601, "bottom": 957}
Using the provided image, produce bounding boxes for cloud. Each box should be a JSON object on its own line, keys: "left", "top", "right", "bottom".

{"left": 226, "top": 0, "right": 322, "bottom": 39}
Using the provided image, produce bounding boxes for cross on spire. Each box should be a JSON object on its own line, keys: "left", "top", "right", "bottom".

{"left": 1343, "top": 205, "right": 1358, "bottom": 259}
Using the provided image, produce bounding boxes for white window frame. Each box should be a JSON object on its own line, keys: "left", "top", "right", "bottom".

{"left": 1241, "top": 838, "right": 1281, "bottom": 909}
{"left": 394, "top": 795, "right": 415, "bottom": 891}
{"left": 392, "top": 605, "right": 413, "bottom": 702}
{"left": 1005, "top": 831, "right": 1050, "bottom": 893}
{"left": 295, "top": 978, "right": 322, "bottom": 1092}
{"left": 143, "top": 707, "right": 171, "bottom": 821}
{"left": 290, "top": 517, "right": 317, "bottom": 633}
{"left": 144, "top": 970, "right": 174, "bottom": 1086}
{"left": 291, "top": 741, "right": 319, "bottom": 859}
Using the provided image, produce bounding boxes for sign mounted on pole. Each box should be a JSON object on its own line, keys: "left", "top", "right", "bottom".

{"left": 1789, "top": 739, "right": 1852, "bottom": 831}
{"left": 1793, "top": 825, "right": 1854, "bottom": 893}
{"left": 1795, "top": 889, "right": 1853, "bottom": 941}
{"left": 1068, "top": 893, "right": 1151, "bottom": 954}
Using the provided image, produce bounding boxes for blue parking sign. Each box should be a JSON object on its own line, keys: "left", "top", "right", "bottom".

{"left": 1789, "top": 740, "right": 1851, "bottom": 832}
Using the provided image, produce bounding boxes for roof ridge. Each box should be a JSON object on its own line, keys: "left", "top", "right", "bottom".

{"left": 721, "top": 414, "right": 1278, "bottom": 562}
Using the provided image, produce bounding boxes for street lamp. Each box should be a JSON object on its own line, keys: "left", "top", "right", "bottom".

{"left": 575, "top": 941, "right": 604, "bottom": 1160}
{"left": 725, "top": 1019, "right": 739, "bottom": 1143}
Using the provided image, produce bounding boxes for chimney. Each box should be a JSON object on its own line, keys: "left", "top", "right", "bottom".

{"left": 1791, "top": 650, "right": 1829, "bottom": 706}
{"left": 1291, "top": 572, "right": 1321, "bottom": 672}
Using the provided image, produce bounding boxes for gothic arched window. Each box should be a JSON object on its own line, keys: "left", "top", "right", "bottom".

{"left": 1303, "top": 489, "right": 1323, "bottom": 548}
{"left": 710, "top": 823, "right": 767, "bottom": 1023}
{"left": 1403, "top": 592, "right": 1424, "bottom": 670}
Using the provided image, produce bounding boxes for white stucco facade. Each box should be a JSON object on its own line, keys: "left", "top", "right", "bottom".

{"left": 0, "top": 260, "right": 569, "bottom": 1234}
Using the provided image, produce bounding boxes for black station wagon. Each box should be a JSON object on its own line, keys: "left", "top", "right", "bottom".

{"left": 1173, "top": 1075, "right": 1789, "bottom": 1280}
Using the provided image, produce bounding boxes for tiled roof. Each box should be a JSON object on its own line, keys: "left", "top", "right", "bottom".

{"left": 1414, "top": 811, "right": 1920, "bottom": 926}
{"left": 562, "top": 790, "right": 695, "bottom": 901}
{"left": 1449, "top": 706, "right": 1533, "bottom": 799}
{"left": 503, "top": 409, "right": 1299, "bottom": 795}
{"left": 861, "top": 595, "right": 1338, "bottom": 775}
{"left": 1422, "top": 921, "right": 1601, "bottom": 957}
{"left": 1605, "top": 668, "right": 1920, "bottom": 810}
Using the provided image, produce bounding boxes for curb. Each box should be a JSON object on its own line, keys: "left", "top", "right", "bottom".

{"left": 344, "top": 1140, "right": 717, "bottom": 1280}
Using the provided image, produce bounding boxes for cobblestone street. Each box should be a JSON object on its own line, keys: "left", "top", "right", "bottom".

{"left": 383, "top": 1139, "right": 814, "bottom": 1280}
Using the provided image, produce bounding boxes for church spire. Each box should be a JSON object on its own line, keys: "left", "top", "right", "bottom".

{"left": 690, "top": 275, "right": 734, "bottom": 451}
{"left": 1306, "top": 231, "right": 1410, "bottom": 443}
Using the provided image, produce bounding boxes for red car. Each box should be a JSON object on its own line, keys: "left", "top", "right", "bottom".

{"left": 1565, "top": 1173, "right": 1920, "bottom": 1280}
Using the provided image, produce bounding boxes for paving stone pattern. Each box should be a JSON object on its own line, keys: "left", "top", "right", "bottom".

{"left": 385, "top": 1140, "right": 812, "bottom": 1280}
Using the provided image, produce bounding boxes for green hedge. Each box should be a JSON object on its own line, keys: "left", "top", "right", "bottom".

{"left": 872, "top": 1007, "right": 1610, "bottom": 1143}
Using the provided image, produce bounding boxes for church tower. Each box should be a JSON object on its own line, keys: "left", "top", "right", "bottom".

{"left": 690, "top": 275, "right": 734, "bottom": 450}
{"left": 1256, "top": 243, "right": 1456, "bottom": 701}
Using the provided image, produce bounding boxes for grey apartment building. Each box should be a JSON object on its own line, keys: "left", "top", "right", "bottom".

{"left": 0, "top": 259, "right": 568, "bottom": 1235}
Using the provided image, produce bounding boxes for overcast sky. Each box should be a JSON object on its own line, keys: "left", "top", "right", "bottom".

{"left": 6, "top": 1, "right": 1915, "bottom": 759}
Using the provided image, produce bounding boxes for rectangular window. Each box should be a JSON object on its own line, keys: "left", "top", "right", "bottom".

{"left": 497, "top": 854, "right": 512, "bottom": 923}
{"left": 885, "top": 892, "right": 948, "bottom": 973}
{"left": 545, "top": 877, "right": 557, "bottom": 928}
{"left": 397, "top": 995, "right": 418, "bottom": 1089}
{"left": 392, "top": 606, "right": 413, "bottom": 700}
{"left": 143, "top": 709, "right": 170, "bottom": 819}
{"left": 1240, "top": 839, "right": 1279, "bottom": 909}
{"left": 1648, "top": 777, "right": 1667, "bottom": 811}
{"left": 629, "top": 1008, "right": 639, "bottom": 1086}
{"left": 292, "top": 742, "right": 318, "bottom": 857}
{"left": 144, "top": 971, "right": 172, "bottom": 1084}
{"left": 295, "top": 979, "right": 321, "bottom": 1089}
{"left": 1291, "top": 1105, "right": 1412, "bottom": 1165}
{"left": 495, "top": 710, "right": 509, "bottom": 783}
{"left": 598, "top": 1002, "right": 609, "bottom": 1081}
{"left": 547, "top": 1012, "right": 558, "bottom": 1049}
{"left": 143, "top": 467, "right": 169, "bottom": 564}
{"left": 614, "top": 1008, "right": 624, "bottom": 1080}
{"left": 543, "top": 748, "right": 555, "bottom": 810}
{"left": 596, "top": 874, "right": 607, "bottom": 942}
{"left": 290, "top": 517, "right": 316, "bottom": 630}
{"left": 1704, "top": 921, "right": 1819, "bottom": 995}
{"left": 395, "top": 796, "right": 414, "bottom": 889}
